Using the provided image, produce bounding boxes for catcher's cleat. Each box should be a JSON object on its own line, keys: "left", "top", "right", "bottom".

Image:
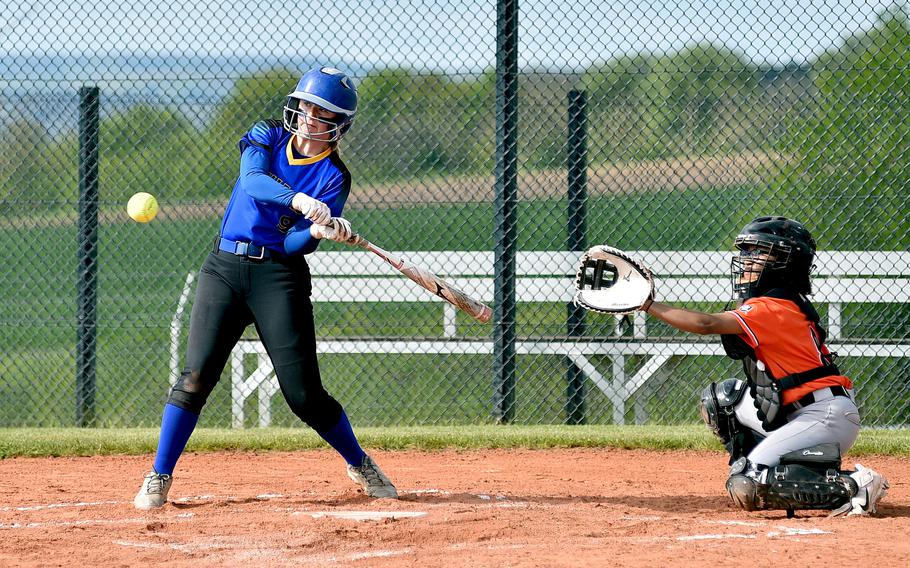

{"left": 830, "top": 464, "right": 889, "bottom": 517}
{"left": 134, "top": 471, "right": 173, "bottom": 510}
{"left": 347, "top": 455, "right": 398, "bottom": 499}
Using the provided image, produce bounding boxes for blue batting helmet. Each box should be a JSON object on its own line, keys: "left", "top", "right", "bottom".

{"left": 283, "top": 66, "right": 358, "bottom": 142}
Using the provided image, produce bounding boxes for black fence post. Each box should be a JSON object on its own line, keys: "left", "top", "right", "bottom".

{"left": 76, "top": 86, "right": 100, "bottom": 427}
{"left": 492, "top": 0, "right": 519, "bottom": 423}
{"left": 566, "top": 89, "right": 588, "bottom": 424}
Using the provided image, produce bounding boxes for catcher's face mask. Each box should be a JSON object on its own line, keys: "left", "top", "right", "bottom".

{"left": 736, "top": 247, "right": 772, "bottom": 283}
{"left": 731, "top": 216, "right": 817, "bottom": 300}
{"left": 731, "top": 239, "right": 788, "bottom": 298}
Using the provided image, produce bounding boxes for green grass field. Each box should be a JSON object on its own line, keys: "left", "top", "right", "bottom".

{"left": 2, "top": 425, "right": 909, "bottom": 459}
{"left": 2, "top": 186, "right": 908, "bottom": 428}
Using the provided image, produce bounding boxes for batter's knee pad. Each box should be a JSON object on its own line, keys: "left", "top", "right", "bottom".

{"left": 167, "top": 369, "right": 210, "bottom": 414}
{"left": 167, "top": 388, "right": 207, "bottom": 415}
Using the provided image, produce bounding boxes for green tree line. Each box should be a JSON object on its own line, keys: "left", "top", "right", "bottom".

{"left": 0, "top": 4, "right": 907, "bottom": 248}
{"left": 770, "top": 4, "right": 910, "bottom": 248}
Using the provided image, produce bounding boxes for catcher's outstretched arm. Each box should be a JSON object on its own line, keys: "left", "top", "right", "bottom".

{"left": 643, "top": 302, "right": 742, "bottom": 335}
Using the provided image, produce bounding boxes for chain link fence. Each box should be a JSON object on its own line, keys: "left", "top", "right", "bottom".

{"left": 1, "top": 1, "right": 908, "bottom": 428}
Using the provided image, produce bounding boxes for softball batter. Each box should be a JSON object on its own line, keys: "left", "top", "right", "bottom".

{"left": 642, "top": 216, "right": 888, "bottom": 516}
{"left": 135, "top": 66, "right": 397, "bottom": 509}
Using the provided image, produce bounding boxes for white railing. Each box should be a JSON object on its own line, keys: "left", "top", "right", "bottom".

{"left": 167, "top": 250, "right": 910, "bottom": 427}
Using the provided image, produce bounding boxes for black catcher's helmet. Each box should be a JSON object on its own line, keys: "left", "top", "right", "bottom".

{"left": 731, "top": 216, "right": 816, "bottom": 299}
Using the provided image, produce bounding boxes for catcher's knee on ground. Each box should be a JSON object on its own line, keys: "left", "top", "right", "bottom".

{"left": 725, "top": 443, "right": 857, "bottom": 513}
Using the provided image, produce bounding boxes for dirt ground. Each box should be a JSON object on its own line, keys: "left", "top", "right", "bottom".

{"left": 0, "top": 448, "right": 907, "bottom": 567}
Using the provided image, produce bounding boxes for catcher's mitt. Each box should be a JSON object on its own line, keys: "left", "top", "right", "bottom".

{"left": 573, "top": 245, "right": 654, "bottom": 315}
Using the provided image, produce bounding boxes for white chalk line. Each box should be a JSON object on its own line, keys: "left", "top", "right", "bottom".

{"left": 476, "top": 494, "right": 509, "bottom": 501}
{"left": 767, "top": 526, "right": 832, "bottom": 537}
{"left": 0, "top": 486, "right": 479, "bottom": 532}
{"left": 0, "top": 494, "right": 266, "bottom": 514}
{"left": 346, "top": 548, "right": 413, "bottom": 561}
{"left": 0, "top": 500, "right": 121, "bottom": 512}
{"left": 114, "top": 540, "right": 171, "bottom": 550}
{"left": 449, "top": 542, "right": 529, "bottom": 551}
{"left": 679, "top": 521, "right": 834, "bottom": 541}
{"left": 483, "top": 501, "right": 529, "bottom": 509}
{"left": 296, "top": 511, "right": 428, "bottom": 521}
{"left": 277, "top": 547, "right": 414, "bottom": 564}
{"left": 113, "top": 538, "right": 261, "bottom": 554}
{"left": 678, "top": 533, "right": 757, "bottom": 541}
{"left": 1, "top": 514, "right": 194, "bottom": 530}
{"left": 114, "top": 539, "right": 412, "bottom": 562}
{"left": 7, "top": 490, "right": 833, "bottom": 545}
{"left": 0, "top": 488, "right": 470, "bottom": 515}
{"left": 706, "top": 520, "right": 766, "bottom": 527}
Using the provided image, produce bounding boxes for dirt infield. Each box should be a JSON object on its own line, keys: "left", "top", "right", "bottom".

{"left": 1, "top": 448, "right": 906, "bottom": 567}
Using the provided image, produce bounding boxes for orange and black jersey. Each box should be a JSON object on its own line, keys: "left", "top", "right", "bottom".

{"left": 727, "top": 296, "right": 852, "bottom": 405}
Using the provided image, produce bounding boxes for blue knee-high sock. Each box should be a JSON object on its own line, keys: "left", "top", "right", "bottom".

{"left": 317, "top": 410, "right": 367, "bottom": 467}
{"left": 152, "top": 403, "right": 200, "bottom": 475}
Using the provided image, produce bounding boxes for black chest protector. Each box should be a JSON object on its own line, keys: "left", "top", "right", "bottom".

{"left": 720, "top": 289, "right": 839, "bottom": 431}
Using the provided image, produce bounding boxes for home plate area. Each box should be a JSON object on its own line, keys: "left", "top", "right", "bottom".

{"left": 301, "top": 510, "right": 428, "bottom": 521}
{"left": 0, "top": 448, "right": 905, "bottom": 567}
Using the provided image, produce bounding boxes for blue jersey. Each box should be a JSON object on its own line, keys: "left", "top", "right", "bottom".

{"left": 220, "top": 119, "right": 351, "bottom": 256}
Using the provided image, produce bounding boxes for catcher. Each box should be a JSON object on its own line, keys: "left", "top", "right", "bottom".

{"left": 574, "top": 216, "right": 888, "bottom": 517}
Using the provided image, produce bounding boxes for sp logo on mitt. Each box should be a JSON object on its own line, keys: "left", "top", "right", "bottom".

{"left": 573, "top": 245, "right": 654, "bottom": 315}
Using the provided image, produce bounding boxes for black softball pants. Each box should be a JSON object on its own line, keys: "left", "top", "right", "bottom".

{"left": 167, "top": 246, "right": 343, "bottom": 431}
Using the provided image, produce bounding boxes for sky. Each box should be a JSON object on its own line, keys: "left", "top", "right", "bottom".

{"left": 0, "top": 0, "right": 897, "bottom": 76}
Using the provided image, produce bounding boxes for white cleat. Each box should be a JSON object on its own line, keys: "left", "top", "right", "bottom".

{"left": 347, "top": 455, "right": 398, "bottom": 499}
{"left": 831, "top": 464, "right": 889, "bottom": 517}
{"left": 134, "top": 471, "right": 173, "bottom": 510}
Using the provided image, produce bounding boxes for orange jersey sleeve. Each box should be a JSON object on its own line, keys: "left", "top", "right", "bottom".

{"left": 726, "top": 297, "right": 852, "bottom": 405}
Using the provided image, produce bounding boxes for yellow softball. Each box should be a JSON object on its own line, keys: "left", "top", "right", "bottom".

{"left": 127, "top": 192, "right": 159, "bottom": 223}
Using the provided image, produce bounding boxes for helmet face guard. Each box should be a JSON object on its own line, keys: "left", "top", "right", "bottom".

{"left": 729, "top": 216, "right": 815, "bottom": 300}
{"left": 283, "top": 66, "right": 357, "bottom": 143}
{"left": 282, "top": 98, "right": 351, "bottom": 143}
{"left": 731, "top": 237, "right": 791, "bottom": 299}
